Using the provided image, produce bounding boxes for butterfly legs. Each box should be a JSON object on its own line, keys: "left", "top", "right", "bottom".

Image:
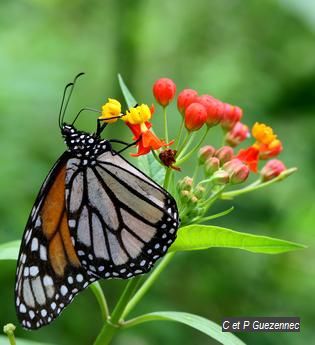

{"left": 108, "top": 137, "right": 141, "bottom": 155}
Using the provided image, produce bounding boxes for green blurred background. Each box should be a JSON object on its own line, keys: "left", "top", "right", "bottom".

{"left": 1, "top": 0, "right": 314, "bottom": 344}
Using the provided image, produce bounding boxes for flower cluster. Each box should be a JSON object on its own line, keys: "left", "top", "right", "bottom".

{"left": 99, "top": 77, "right": 295, "bottom": 226}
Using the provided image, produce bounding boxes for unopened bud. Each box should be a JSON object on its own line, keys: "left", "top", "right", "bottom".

{"left": 225, "top": 122, "right": 250, "bottom": 147}
{"left": 221, "top": 104, "right": 243, "bottom": 130}
{"left": 204, "top": 156, "right": 220, "bottom": 175}
{"left": 223, "top": 158, "right": 250, "bottom": 184}
{"left": 194, "top": 184, "right": 206, "bottom": 199}
{"left": 212, "top": 170, "right": 230, "bottom": 185}
{"left": 260, "top": 159, "right": 286, "bottom": 182}
{"left": 198, "top": 145, "right": 216, "bottom": 165}
{"left": 180, "top": 190, "right": 192, "bottom": 203}
{"left": 177, "top": 176, "right": 193, "bottom": 192}
{"left": 215, "top": 146, "right": 234, "bottom": 165}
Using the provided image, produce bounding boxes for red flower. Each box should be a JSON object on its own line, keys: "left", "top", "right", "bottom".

{"left": 184, "top": 103, "right": 207, "bottom": 131}
{"left": 126, "top": 122, "right": 172, "bottom": 157}
{"left": 153, "top": 78, "right": 176, "bottom": 107}
{"left": 237, "top": 146, "right": 260, "bottom": 173}
{"left": 260, "top": 159, "right": 286, "bottom": 181}
{"left": 177, "top": 89, "right": 198, "bottom": 115}
{"left": 225, "top": 122, "right": 250, "bottom": 147}
{"left": 196, "top": 95, "right": 223, "bottom": 127}
{"left": 221, "top": 104, "right": 243, "bottom": 130}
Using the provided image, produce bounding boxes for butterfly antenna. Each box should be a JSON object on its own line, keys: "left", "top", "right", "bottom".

{"left": 59, "top": 72, "right": 85, "bottom": 128}
{"left": 71, "top": 107, "right": 100, "bottom": 126}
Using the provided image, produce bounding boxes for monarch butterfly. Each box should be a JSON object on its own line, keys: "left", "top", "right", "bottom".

{"left": 15, "top": 73, "right": 180, "bottom": 329}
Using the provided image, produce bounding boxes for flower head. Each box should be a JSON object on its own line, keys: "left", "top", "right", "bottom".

{"left": 260, "top": 159, "right": 286, "bottom": 182}
{"left": 99, "top": 98, "right": 122, "bottom": 123}
{"left": 198, "top": 145, "right": 216, "bottom": 165}
{"left": 196, "top": 95, "right": 223, "bottom": 127}
{"left": 177, "top": 89, "right": 198, "bottom": 115}
{"left": 153, "top": 78, "right": 176, "bottom": 107}
{"left": 122, "top": 104, "right": 152, "bottom": 125}
{"left": 215, "top": 146, "right": 234, "bottom": 165}
{"left": 221, "top": 104, "right": 243, "bottom": 130}
{"left": 237, "top": 146, "right": 260, "bottom": 172}
{"left": 223, "top": 158, "right": 250, "bottom": 184}
{"left": 184, "top": 102, "right": 207, "bottom": 131}
{"left": 225, "top": 122, "right": 250, "bottom": 147}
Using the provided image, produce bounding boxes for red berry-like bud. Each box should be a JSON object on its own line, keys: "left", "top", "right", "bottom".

{"left": 177, "top": 89, "right": 198, "bottom": 115}
{"left": 260, "top": 159, "right": 286, "bottom": 182}
{"left": 215, "top": 146, "right": 234, "bottom": 165}
{"left": 225, "top": 122, "right": 250, "bottom": 147}
{"left": 196, "top": 95, "right": 223, "bottom": 127}
{"left": 198, "top": 145, "right": 216, "bottom": 165}
{"left": 184, "top": 103, "right": 207, "bottom": 131}
{"left": 205, "top": 156, "right": 220, "bottom": 175}
{"left": 223, "top": 158, "right": 250, "bottom": 184}
{"left": 152, "top": 78, "right": 176, "bottom": 107}
{"left": 221, "top": 103, "right": 243, "bottom": 130}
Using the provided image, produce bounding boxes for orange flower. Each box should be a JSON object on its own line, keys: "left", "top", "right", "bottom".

{"left": 237, "top": 146, "right": 260, "bottom": 172}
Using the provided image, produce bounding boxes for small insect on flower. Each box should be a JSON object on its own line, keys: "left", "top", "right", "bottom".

{"left": 15, "top": 74, "right": 180, "bottom": 330}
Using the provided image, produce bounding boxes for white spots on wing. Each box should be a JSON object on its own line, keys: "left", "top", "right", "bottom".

{"left": 169, "top": 228, "right": 176, "bottom": 234}
{"left": 121, "top": 229, "right": 144, "bottom": 259}
{"left": 98, "top": 266, "right": 105, "bottom": 272}
{"left": 161, "top": 224, "right": 167, "bottom": 229}
{"left": 162, "top": 234, "right": 167, "bottom": 239}
{"left": 25, "top": 230, "right": 32, "bottom": 244}
{"left": 147, "top": 249, "right": 152, "bottom": 254}
{"left": 41, "top": 309, "right": 47, "bottom": 317}
{"left": 69, "top": 171, "right": 83, "bottom": 213}
{"left": 68, "top": 219, "right": 76, "bottom": 228}
{"left": 31, "top": 237, "right": 38, "bottom": 251}
{"left": 154, "top": 243, "right": 160, "bottom": 249}
{"left": 23, "top": 267, "right": 29, "bottom": 277}
{"left": 163, "top": 245, "right": 167, "bottom": 252}
{"left": 51, "top": 302, "right": 57, "bottom": 310}
{"left": 40, "top": 245, "right": 47, "bottom": 261}
{"left": 68, "top": 276, "right": 73, "bottom": 284}
{"left": 76, "top": 274, "right": 83, "bottom": 283}
{"left": 60, "top": 285, "right": 68, "bottom": 296}
{"left": 140, "top": 260, "right": 146, "bottom": 266}
{"left": 35, "top": 217, "right": 41, "bottom": 228}
{"left": 29, "top": 310, "right": 35, "bottom": 319}
{"left": 105, "top": 272, "right": 110, "bottom": 278}
{"left": 107, "top": 230, "right": 128, "bottom": 265}
{"left": 120, "top": 268, "right": 127, "bottom": 273}
{"left": 43, "top": 275, "right": 54, "bottom": 298}
{"left": 87, "top": 168, "right": 119, "bottom": 230}
{"left": 92, "top": 213, "right": 109, "bottom": 260}
{"left": 23, "top": 279, "right": 35, "bottom": 308}
{"left": 30, "top": 266, "right": 39, "bottom": 277}
{"left": 120, "top": 209, "right": 156, "bottom": 242}
{"left": 78, "top": 250, "right": 85, "bottom": 256}
{"left": 31, "top": 276, "right": 46, "bottom": 305}
{"left": 19, "top": 303, "right": 27, "bottom": 313}
{"left": 77, "top": 207, "right": 91, "bottom": 246}
{"left": 88, "top": 254, "right": 93, "bottom": 260}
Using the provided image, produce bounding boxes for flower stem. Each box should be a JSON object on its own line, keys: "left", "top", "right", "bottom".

{"left": 121, "top": 252, "right": 175, "bottom": 320}
{"left": 176, "top": 127, "right": 209, "bottom": 164}
{"left": 175, "top": 118, "right": 185, "bottom": 150}
{"left": 163, "top": 106, "right": 169, "bottom": 143}
{"left": 93, "top": 277, "right": 141, "bottom": 345}
{"left": 90, "top": 282, "right": 109, "bottom": 321}
{"left": 220, "top": 168, "right": 297, "bottom": 199}
{"left": 163, "top": 167, "right": 172, "bottom": 190}
{"left": 3, "top": 324, "right": 16, "bottom": 345}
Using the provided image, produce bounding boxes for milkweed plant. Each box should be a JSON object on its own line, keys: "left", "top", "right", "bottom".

{"left": 2, "top": 75, "right": 305, "bottom": 345}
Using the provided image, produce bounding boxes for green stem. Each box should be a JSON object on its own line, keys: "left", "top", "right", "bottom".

{"left": 221, "top": 168, "right": 297, "bottom": 199}
{"left": 163, "top": 167, "right": 172, "bottom": 190}
{"left": 163, "top": 106, "right": 169, "bottom": 143}
{"left": 121, "top": 253, "right": 175, "bottom": 320}
{"left": 176, "top": 127, "right": 209, "bottom": 165}
{"left": 93, "top": 277, "right": 140, "bottom": 345}
{"left": 176, "top": 131, "right": 192, "bottom": 158}
{"left": 3, "top": 324, "right": 16, "bottom": 345}
{"left": 90, "top": 282, "right": 109, "bottom": 321}
{"left": 190, "top": 206, "right": 234, "bottom": 224}
{"left": 175, "top": 118, "right": 185, "bottom": 150}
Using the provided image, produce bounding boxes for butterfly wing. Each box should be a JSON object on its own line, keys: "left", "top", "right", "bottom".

{"left": 66, "top": 150, "right": 179, "bottom": 279}
{"left": 15, "top": 153, "right": 97, "bottom": 329}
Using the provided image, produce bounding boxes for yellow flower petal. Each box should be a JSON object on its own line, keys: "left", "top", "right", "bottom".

{"left": 122, "top": 104, "right": 152, "bottom": 124}
{"left": 99, "top": 98, "right": 122, "bottom": 123}
{"left": 252, "top": 122, "right": 277, "bottom": 145}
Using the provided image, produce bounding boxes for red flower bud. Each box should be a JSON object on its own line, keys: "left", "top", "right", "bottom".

{"left": 198, "top": 145, "right": 216, "bottom": 165}
{"left": 184, "top": 103, "right": 207, "bottom": 131}
{"left": 260, "top": 159, "right": 286, "bottom": 182}
{"left": 152, "top": 78, "right": 176, "bottom": 107}
{"left": 196, "top": 95, "right": 223, "bottom": 127}
{"left": 221, "top": 103, "right": 243, "bottom": 130}
{"left": 215, "top": 146, "right": 234, "bottom": 165}
{"left": 177, "top": 89, "right": 198, "bottom": 115}
{"left": 223, "top": 158, "right": 250, "bottom": 184}
{"left": 225, "top": 122, "right": 250, "bottom": 147}
{"left": 205, "top": 157, "right": 220, "bottom": 175}
{"left": 212, "top": 170, "right": 230, "bottom": 185}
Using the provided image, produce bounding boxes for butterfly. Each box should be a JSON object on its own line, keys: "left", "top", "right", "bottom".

{"left": 15, "top": 73, "right": 180, "bottom": 329}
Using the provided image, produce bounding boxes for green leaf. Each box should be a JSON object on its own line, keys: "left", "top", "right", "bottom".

{"left": 137, "top": 152, "right": 165, "bottom": 186}
{"left": 0, "top": 335, "right": 56, "bottom": 345}
{"left": 0, "top": 240, "right": 20, "bottom": 261}
{"left": 118, "top": 74, "right": 137, "bottom": 109}
{"left": 170, "top": 225, "right": 306, "bottom": 254}
{"left": 125, "top": 311, "right": 246, "bottom": 345}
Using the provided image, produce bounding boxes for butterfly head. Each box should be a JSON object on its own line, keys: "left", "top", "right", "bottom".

{"left": 61, "top": 124, "right": 110, "bottom": 161}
